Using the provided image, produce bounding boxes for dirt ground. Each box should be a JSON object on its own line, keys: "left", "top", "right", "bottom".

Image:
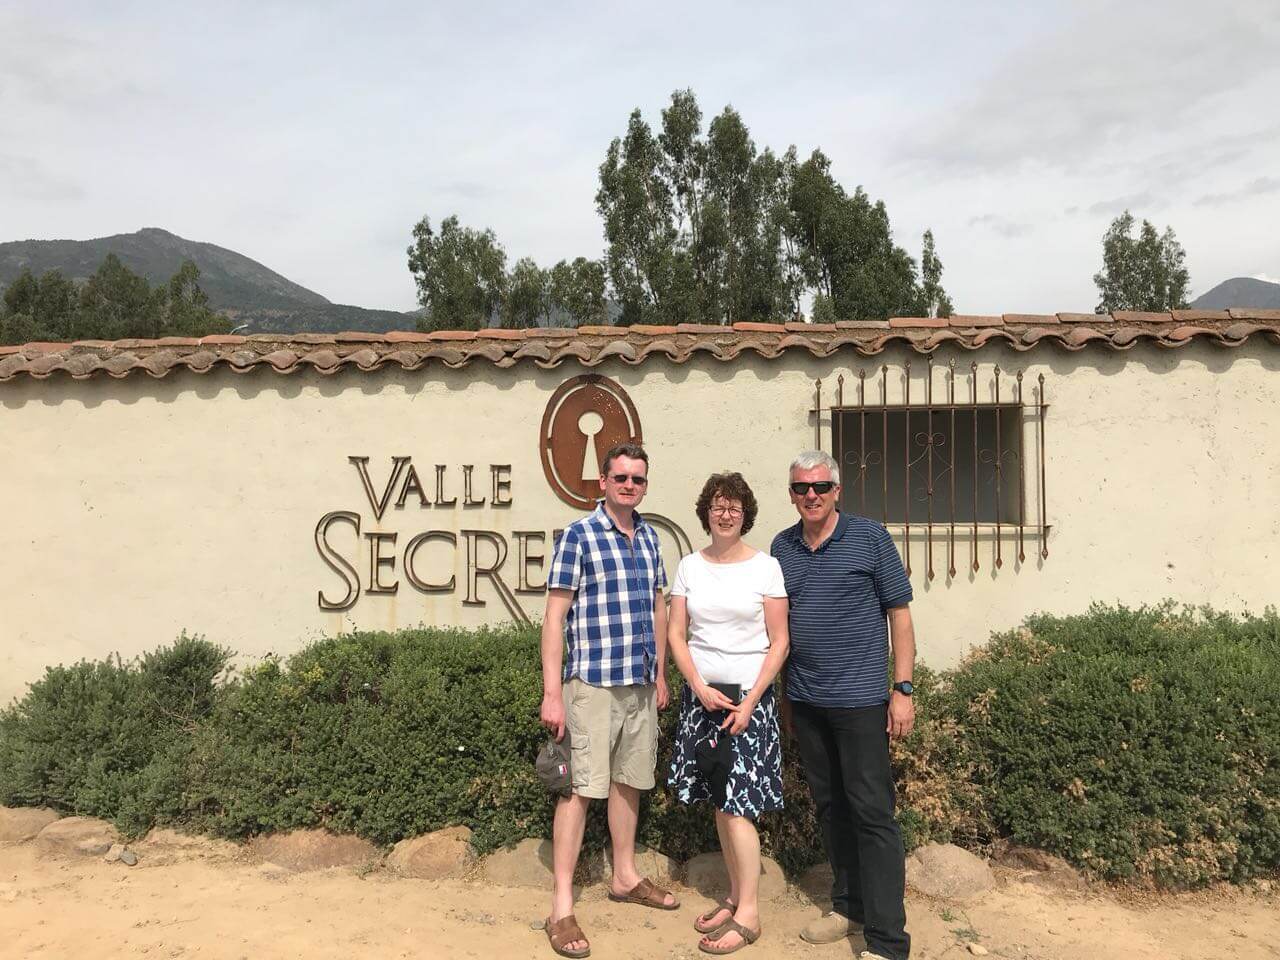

{"left": 1, "top": 842, "right": 1277, "bottom": 960}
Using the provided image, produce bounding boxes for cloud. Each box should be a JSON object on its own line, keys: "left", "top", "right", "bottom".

{"left": 0, "top": 154, "right": 85, "bottom": 204}
{"left": 967, "top": 214, "right": 1033, "bottom": 238}
{"left": 1194, "top": 176, "right": 1280, "bottom": 207}
{"left": 1085, "top": 192, "right": 1157, "bottom": 216}
{"left": 894, "top": 0, "right": 1280, "bottom": 180}
{"left": 1253, "top": 272, "right": 1280, "bottom": 284}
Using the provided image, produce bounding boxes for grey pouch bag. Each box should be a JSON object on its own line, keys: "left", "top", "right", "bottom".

{"left": 535, "top": 738, "right": 574, "bottom": 797}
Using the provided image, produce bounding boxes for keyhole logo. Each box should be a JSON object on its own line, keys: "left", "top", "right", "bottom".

{"left": 539, "top": 375, "right": 643, "bottom": 511}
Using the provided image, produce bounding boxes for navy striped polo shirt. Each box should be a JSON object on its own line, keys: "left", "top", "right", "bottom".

{"left": 771, "top": 512, "right": 913, "bottom": 708}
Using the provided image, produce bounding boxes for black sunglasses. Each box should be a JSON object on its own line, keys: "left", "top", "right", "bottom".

{"left": 609, "top": 473, "right": 648, "bottom": 485}
{"left": 790, "top": 481, "right": 836, "bottom": 495}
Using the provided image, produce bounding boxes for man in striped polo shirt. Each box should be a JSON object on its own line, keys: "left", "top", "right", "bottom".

{"left": 539, "top": 442, "right": 677, "bottom": 958}
{"left": 771, "top": 450, "right": 916, "bottom": 960}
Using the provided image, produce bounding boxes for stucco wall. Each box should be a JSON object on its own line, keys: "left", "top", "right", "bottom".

{"left": 3, "top": 339, "right": 1277, "bottom": 704}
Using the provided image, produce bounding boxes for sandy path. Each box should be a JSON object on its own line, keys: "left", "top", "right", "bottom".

{"left": 2, "top": 843, "right": 1277, "bottom": 960}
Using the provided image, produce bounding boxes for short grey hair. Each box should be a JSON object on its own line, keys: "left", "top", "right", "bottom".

{"left": 789, "top": 450, "right": 840, "bottom": 486}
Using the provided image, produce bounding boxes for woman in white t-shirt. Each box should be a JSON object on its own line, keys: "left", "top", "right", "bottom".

{"left": 666, "top": 472, "right": 790, "bottom": 955}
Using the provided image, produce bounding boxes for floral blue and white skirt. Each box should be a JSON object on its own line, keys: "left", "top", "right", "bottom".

{"left": 667, "top": 684, "right": 784, "bottom": 820}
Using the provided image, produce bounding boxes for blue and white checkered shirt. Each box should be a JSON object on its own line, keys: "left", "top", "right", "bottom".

{"left": 548, "top": 502, "right": 667, "bottom": 687}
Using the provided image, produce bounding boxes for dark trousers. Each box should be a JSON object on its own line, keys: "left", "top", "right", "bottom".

{"left": 791, "top": 699, "right": 909, "bottom": 960}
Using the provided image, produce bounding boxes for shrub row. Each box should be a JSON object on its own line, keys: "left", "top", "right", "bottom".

{"left": 2, "top": 604, "right": 1277, "bottom": 886}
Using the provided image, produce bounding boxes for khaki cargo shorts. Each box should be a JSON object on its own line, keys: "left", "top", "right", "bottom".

{"left": 564, "top": 677, "right": 658, "bottom": 799}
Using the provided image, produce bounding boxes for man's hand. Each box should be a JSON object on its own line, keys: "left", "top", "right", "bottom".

{"left": 887, "top": 691, "right": 915, "bottom": 739}
{"left": 541, "top": 692, "right": 566, "bottom": 742}
{"left": 656, "top": 674, "right": 670, "bottom": 711}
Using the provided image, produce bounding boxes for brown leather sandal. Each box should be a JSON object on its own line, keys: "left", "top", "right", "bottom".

{"left": 607, "top": 877, "right": 680, "bottom": 910}
{"left": 694, "top": 898, "right": 737, "bottom": 934}
{"left": 698, "top": 919, "right": 761, "bottom": 955}
{"left": 544, "top": 914, "right": 591, "bottom": 958}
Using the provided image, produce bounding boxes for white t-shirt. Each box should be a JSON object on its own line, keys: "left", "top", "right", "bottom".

{"left": 670, "top": 550, "right": 788, "bottom": 688}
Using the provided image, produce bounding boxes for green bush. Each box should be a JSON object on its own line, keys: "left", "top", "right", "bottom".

{"left": 181, "top": 626, "right": 552, "bottom": 853}
{"left": 941, "top": 603, "right": 1280, "bottom": 885}
{"left": 2, "top": 605, "right": 1276, "bottom": 887}
{"left": 0, "top": 634, "right": 229, "bottom": 837}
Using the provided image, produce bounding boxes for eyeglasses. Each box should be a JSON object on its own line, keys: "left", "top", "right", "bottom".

{"left": 789, "top": 481, "right": 836, "bottom": 495}
{"left": 608, "top": 473, "right": 648, "bottom": 486}
{"left": 709, "top": 505, "right": 744, "bottom": 518}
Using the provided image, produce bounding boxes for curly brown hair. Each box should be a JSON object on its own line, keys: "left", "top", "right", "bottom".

{"left": 694, "top": 472, "right": 758, "bottom": 534}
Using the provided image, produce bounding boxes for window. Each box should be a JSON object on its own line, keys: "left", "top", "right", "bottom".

{"left": 816, "top": 360, "right": 1048, "bottom": 578}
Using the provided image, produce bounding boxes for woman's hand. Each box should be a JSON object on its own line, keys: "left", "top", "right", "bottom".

{"left": 719, "top": 697, "right": 756, "bottom": 736}
{"left": 694, "top": 682, "right": 737, "bottom": 715}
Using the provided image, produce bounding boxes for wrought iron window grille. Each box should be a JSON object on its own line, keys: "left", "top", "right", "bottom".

{"left": 811, "top": 357, "right": 1050, "bottom": 581}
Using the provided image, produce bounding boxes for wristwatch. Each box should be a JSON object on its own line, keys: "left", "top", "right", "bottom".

{"left": 892, "top": 681, "right": 914, "bottom": 697}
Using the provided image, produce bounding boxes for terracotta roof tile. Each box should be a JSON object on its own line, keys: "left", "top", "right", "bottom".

{"left": 476, "top": 328, "right": 528, "bottom": 340}
{"left": 1112, "top": 311, "right": 1171, "bottom": 324}
{"left": 2, "top": 311, "right": 1276, "bottom": 383}
{"left": 1224, "top": 321, "right": 1264, "bottom": 340}
{"left": 889, "top": 316, "right": 947, "bottom": 328}
{"left": 1167, "top": 325, "right": 1212, "bottom": 342}
{"left": 1172, "top": 310, "right": 1230, "bottom": 322}
{"left": 1003, "top": 313, "right": 1059, "bottom": 325}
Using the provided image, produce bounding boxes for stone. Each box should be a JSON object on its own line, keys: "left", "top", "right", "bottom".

{"left": 104, "top": 843, "right": 125, "bottom": 863}
{"left": 0, "top": 806, "right": 62, "bottom": 843}
{"left": 120, "top": 849, "right": 138, "bottom": 866}
{"left": 34, "top": 816, "right": 119, "bottom": 857}
{"left": 906, "top": 843, "right": 995, "bottom": 902}
{"left": 387, "top": 826, "right": 475, "bottom": 879}
{"left": 481, "top": 838, "right": 554, "bottom": 888}
{"left": 684, "top": 851, "right": 787, "bottom": 902}
{"left": 600, "top": 843, "right": 678, "bottom": 887}
{"left": 247, "top": 829, "right": 381, "bottom": 873}
{"left": 968, "top": 944, "right": 989, "bottom": 956}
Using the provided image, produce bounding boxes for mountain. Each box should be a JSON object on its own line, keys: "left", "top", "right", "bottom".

{"left": 1190, "top": 277, "right": 1280, "bottom": 310}
{"left": 0, "top": 228, "right": 419, "bottom": 334}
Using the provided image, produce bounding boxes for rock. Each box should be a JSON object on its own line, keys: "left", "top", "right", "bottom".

{"left": 34, "top": 816, "right": 119, "bottom": 858}
{"left": 1254, "top": 878, "right": 1273, "bottom": 894}
{"left": 387, "top": 826, "right": 475, "bottom": 879}
{"left": 600, "top": 843, "right": 678, "bottom": 887}
{"left": 247, "top": 829, "right": 381, "bottom": 873}
{"left": 481, "top": 838, "right": 555, "bottom": 888}
{"left": 0, "top": 806, "right": 62, "bottom": 843}
{"left": 120, "top": 849, "right": 138, "bottom": 866}
{"left": 968, "top": 944, "right": 989, "bottom": 956}
{"left": 684, "top": 851, "right": 787, "bottom": 902}
{"left": 906, "top": 843, "right": 995, "bottom": 902}
{"left": 104, "top": 843, "right": 125, "bottom": 863}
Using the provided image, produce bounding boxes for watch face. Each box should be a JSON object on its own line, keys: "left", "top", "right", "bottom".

{"left": 895, "top": 681, "right": 914, "bottom": 695}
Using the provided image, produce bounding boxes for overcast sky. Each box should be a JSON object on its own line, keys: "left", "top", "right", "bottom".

{"left": 3, "top": 0, "right": 1278, "bottom": 314}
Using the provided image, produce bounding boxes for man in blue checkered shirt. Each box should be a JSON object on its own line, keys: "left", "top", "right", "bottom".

{"left": 539, "top": 442, "right": 677, "bottom": 957}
